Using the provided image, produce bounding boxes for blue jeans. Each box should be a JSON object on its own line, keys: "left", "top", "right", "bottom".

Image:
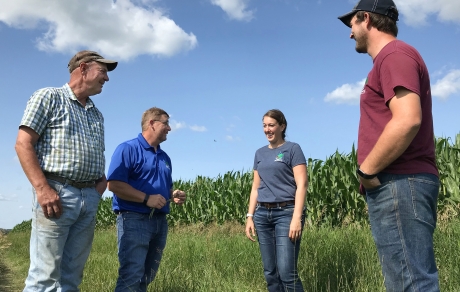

{"left": 24, "top": 179, "right": 101, "bottom": 292}
{"left": 366, "top": 173, "right": 439, "bottom": 292}
{"left": 115, "top": 211, "right": 168, "bottom": 292}
{"left": 254, "top": 204, "right": 305, "bottom": 292}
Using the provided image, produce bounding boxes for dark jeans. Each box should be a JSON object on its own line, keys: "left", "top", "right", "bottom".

{"left": 254, "top": 204, "right": 305, "bottom": 292}
{"left": 366, "top": 173, "right": 440, "bottom": 292}
{"left": 115, "top": 211, "right": 168, "bottom": 292}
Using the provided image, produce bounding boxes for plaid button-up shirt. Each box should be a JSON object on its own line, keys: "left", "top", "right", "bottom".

{"left": 20, "top": 84, "right": 105, "bottom": 181}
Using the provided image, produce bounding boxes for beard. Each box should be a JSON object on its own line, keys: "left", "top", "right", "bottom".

{"left": 354, "top": 31, "right": 368, "bottom": 54}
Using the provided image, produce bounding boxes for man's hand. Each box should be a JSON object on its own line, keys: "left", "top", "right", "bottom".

{"left": 95, "top": 176, "right": 107, "bottom": 195}
{"left": 37, "top": 185, "right": 63, "bottom": 219}
{"left": 172, "top": 190, "right": 186, "bottom": 205}
{"left": 359, "top": 176, "right": 381, "bottom": 191}
{"left": 146, "top": 194, "right": 167, "bottom": 209}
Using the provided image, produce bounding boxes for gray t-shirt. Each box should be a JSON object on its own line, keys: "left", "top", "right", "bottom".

{"left": 253, "top": 141, "right": 306, "bottom": 202}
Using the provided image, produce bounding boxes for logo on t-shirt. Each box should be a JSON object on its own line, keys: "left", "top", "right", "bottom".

{"left": 275, "top": 152, "right": 284, "bottom": 162}
{"left": 164, "top": 161, "right": 171, "bottom": 170}
{"left": 361, "top": 77, "right": 368, "bottom": 95}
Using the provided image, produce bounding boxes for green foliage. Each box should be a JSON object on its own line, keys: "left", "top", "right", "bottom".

{"left": 95, "top": 196, "right": 116, "bottom": 229}
{"left": 436, "top": 134, "right": 460, "bottom": 213}
{"left": 10, "top": 220, "right": 32, "bottom": 233}
{"left": 306, "top": 145, "right": 366, "bottom": 227}
{"left": 92, "top": 133, "right": 460, "bottom": 229}
{"left": 168, "top": 170, "right": 253, "bottom": 225}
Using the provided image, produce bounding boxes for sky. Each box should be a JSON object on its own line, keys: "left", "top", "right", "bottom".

{"left": 0, "top": 0, "right": 459, "bottom": 229}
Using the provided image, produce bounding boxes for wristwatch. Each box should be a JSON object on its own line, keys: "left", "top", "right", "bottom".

{"left": 356, "top": 168, "right": 377, "bottom": 179}
{"left": 143, "top": 193, "right": 149, "bottom": 206}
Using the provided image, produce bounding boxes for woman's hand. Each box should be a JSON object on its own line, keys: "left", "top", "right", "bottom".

{"left": 245, "top": 218, "right": 256, "bottom": 242}
{"left": 289, "top": 217, "right": 302, "bottom": 242}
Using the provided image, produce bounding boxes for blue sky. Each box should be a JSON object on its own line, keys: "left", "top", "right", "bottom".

{"left": 1, "top": 0, "right": 459, "bottom": 229}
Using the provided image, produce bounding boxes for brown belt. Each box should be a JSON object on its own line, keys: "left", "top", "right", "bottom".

{"left": 257, "top": 200, "right": 295, "bottom": 208}
{"left": 44, "top": 173, "right": 96, "bottom": 189}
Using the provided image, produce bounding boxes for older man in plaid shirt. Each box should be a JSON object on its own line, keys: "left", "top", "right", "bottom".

{"left": 15, "top": 50, "right": 117, "bottom": 292}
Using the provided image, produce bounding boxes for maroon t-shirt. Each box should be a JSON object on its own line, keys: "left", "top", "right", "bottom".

{"left": 358, "top": 40, "right": 438, "bottom": 176}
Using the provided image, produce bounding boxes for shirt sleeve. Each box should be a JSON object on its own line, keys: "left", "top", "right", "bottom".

{"left": 290, "top": 143, "right": 307, "bottom": 168}
{"left": 107, "top": 143, "right": 132, "bottom": 183}
{"left": 20, "top": 88, "right": 54, "bottom": 135}
{"left": 253, "top": 150, "right": 259, "bottom": 171}
{"left": 379, "top": 52, "right": 422, "bottom": 104}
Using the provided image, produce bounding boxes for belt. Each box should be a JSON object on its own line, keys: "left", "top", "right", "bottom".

{"left": 44, "top": 173, "right": 96, "bottom": 189}
{"left": 114, "top": 210, "right": 165, "bottom": 216}
{"left": 257, "top": 200, "right": 295, "bottom": 208}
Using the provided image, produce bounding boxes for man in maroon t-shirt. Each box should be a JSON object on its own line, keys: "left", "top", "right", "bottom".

{"left": 338, "top": 1, "right": 440, "bottom": 291}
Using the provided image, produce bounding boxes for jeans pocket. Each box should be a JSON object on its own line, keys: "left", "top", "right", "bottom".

{"left": 46, "top": 179, "right": 64, "bottom": 196}
{"left": 365, "top": 181, "right": 390, "bottom": 196}
{"left": 409, "top": 177, "right": 439, "bottom": 228}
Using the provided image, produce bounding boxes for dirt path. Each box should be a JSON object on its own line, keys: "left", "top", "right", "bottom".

{"left": 0, "top": 232, "right": 14, "bottom": 291}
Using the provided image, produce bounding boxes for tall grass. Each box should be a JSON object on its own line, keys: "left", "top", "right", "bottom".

{"left": 3, "top": 220, "right": 460, "bottom": 291}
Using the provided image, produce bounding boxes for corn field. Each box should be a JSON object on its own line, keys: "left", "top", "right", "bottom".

{"left": 85, "top": 134, "right": 460, "bottom": 230}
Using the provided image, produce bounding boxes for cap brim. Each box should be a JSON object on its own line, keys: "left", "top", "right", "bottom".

{"left": 338, "top": 11, "right": 357, "bottom": 28}
{"left": 96, "top": 59, "right": 118, "bottom": 71}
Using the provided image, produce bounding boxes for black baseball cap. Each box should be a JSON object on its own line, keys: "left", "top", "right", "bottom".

{"left": 338, "top": 0, "right": 399, "bottom": 27}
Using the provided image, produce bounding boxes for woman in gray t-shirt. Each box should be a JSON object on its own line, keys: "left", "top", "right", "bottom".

{"left": 245, "top": 109, "right": 308, "bottom": 292}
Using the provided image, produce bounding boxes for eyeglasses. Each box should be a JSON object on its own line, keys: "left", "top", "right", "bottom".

{"left": 153, "top": 120, "right": 170, "bottom": 126}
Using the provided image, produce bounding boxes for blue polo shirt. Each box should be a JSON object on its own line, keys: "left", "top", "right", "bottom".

{"left": 107, "top": 133, "right": 173, "bottom": 214}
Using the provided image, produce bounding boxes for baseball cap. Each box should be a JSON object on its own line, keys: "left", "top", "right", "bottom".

{"left": 68, "top": 50, "right": 118, "bottom": 73}
{"left": 338, "top": 0, "right": 399, "bottom": 27}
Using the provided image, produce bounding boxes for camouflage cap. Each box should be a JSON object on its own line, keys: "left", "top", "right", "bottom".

{"left": 68, "top": 50, "right": 118, "bottom": 73}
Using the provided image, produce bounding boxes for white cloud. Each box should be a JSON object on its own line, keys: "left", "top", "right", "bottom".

{"left": 225, "top": 135, "right": 240, "bottom": 141}
{"left": 432, "top": 70, "right": 460, "bottom": 100}
{"left": 398, "top": 0, "right": 460, "bottom": 26}
{"left": 226, "top": 124, "right": 236, "bottom": 132}
{"left": 324, "top": 79, "right": 365, "bottom": 105}
{"left": 170, "top": 120, "right": 187, "bottom": 131}
{"left": 189, "top": 125, "right": 207, "bottom": 132}
{"left": 0, "top": 0, "right": 197, "bottom": 60}
{"left": 169, "top": 120, "right": 207, "bottom": 132}
{"left": 0, "top": 194, "right": 17, "bottom": 201}
{"left": 210, "top": 0, "right": 255, "bottom": 21}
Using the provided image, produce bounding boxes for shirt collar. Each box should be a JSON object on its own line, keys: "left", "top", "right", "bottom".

{"left": 64, "top": 83, "right": 94, "bottom": 109}
{"left": 137, "top": 133, "right": 162, "bottom": 153}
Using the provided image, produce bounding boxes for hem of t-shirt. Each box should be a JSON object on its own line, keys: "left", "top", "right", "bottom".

{"left": 380, "top": 166, "right": 439, "bottom": 177}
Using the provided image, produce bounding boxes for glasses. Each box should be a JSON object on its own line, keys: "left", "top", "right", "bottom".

{"left": 153, "top": 120, "right": 170, "bottom": 126}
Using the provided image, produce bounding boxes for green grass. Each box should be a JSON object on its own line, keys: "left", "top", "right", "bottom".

{"left": 3, "top": 220, "right": 460, "bottom": 292}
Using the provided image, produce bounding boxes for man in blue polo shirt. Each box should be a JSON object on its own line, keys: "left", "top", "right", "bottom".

{"left": 107, "top": 107, "right": 186, "bottom": 292}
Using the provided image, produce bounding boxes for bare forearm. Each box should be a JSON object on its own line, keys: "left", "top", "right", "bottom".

{"left": 247, "top": 189, "right": 259, "bottom": 215}
{"left": 15, "top": 140, "right": 49, "bottom": 191}
{"left": 361, "top": 119, "right": 420, "bottom": 174}
{"left": 293, "top": 184, "right": 307, "bottom": 219}
{"left": 292, "top": 165, "right": 308, "bottom": 219}
{"left": 107, "top": 180, "right": 145, "bottom": 203}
